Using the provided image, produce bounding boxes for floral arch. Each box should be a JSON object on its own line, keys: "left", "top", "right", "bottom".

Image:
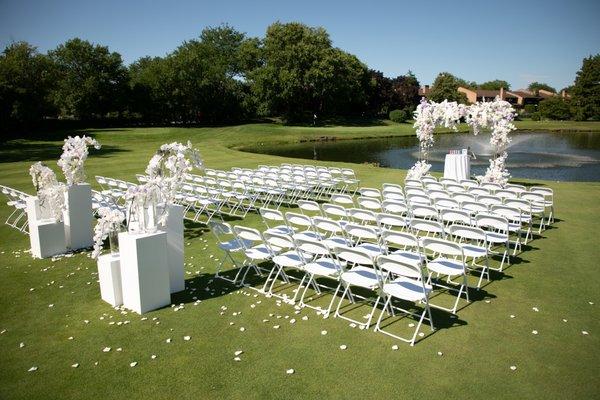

{"left": 407, "top": 97, "right": 516, "bottom": 184}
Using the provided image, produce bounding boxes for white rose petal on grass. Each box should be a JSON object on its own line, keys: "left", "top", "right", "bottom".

{"left": 582, "top": 331, "right": 589, "bottom": 335}
{"left": 71, "top": 363, "right": 79, "bottom": 368}
{"left": 301, "top": 316, "right": 308, "bottom": 321}
{"left": 151, "top": 355, "right": 157, "bottom": 360}
{"left": 589, "top": 301, "right": 594, "bottom": 305}
{"left": 532, "top": 307, "right": 539, "bottom": 312}
{"left": 28, "top": 366, "right": 38, "bottom": 372}
{"left": 510, "top": 365, "right": 517, "bottom": 371}
{"left": 562, "top": 319, "right": 568, "bottom": 322}
{"left": 339, "top": 345, "right": 347, "bottom": 350}
{"left": 130, "top": 362, "right": 137, "bottom": 367}
{"left": 289, "top": 319, "right": 296, "bottom": 324}
{"left": 183, "top": 336, "right": 191, "bottom": 341}
{"left": 273, "top": 325, "right": 280, "bottom": 330}
{"left": 19, "top": 342, "right": 25, "bottom": 348}
{"left": 234, "top": 357, "right": 241, "bottom": 362}
{"left": 166, "top": 338, "right": 172, "bottom": 343}
{"left": 116, "top": 347, "right": 122, "bottom": 352}
{"left": 532, "top": 330, "right": 538, "bottom": 335}
{"left": 286, "top": 369, "right": 295, "bottom": 374}
{"left": 102, "top": 347, "right": 111, "bottom": 352}
{"left": 321, "top": 330, "right": 328, "bottom": 335}
{"left": 391, "top": 345, "right": 399, "bottom": 351}
{"left": 510, "top": 315, "right": 516, "bottom": 319}
{"left": 234, "top": 350, "right": 243, "bottom": 356}
{"left": 437, "top": 351, "right": 443, "bottom": 356}
{"left": 239, "top": 327, "right": 245, "bottom": 332}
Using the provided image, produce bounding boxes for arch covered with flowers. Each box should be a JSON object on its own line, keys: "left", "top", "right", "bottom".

{"left": 407, "top": 97, "right": 516, "bottom": 184}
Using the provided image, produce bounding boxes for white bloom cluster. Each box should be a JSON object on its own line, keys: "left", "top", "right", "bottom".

{"left": 413, "top": 98, "right": 466, "bottom": 157}
{"left": 29, "top": 162, "right": 66, "bottom": 221}
{"left": 92, "top": 207, "right": 125, "bottom": 259}
{"left": 466, "top": 96, "right": 516, "bottom": 153}
{"left": 406, "top": 160, "right": 432, "bottom": 180}
{"left": 57, "top": 136, "right": 101, "bottom": 186}
{"left": 477, "top": 152, "right": 511, "bottom": 185}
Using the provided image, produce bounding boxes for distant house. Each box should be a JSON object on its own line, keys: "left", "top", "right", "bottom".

{"left": 418, "top": 85, "right": 569, "bottom": 108}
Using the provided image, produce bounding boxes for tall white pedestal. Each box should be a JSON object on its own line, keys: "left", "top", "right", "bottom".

{"left": 25, "top": 196, "right": 51, "bottom": 221}
{"left": 26, "top": 196, "right": 66, "bottom": 258}
{"left": 63, "top": 183, "right": 93, "bottom": 250}
{"left": 98, "top": 253, "right": 123, "bottom": 306}
{"left": 159, "top": 204, "right": 185, "bottom": 294}
{"left": 119, "top": 231, "right": 170, "bottom": 314}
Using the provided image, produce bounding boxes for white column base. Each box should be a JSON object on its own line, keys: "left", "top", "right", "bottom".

{"left": 63, "top": 183, "right": 94, "bottom": 250}
{"left": 98, "top": 253, "right": 123, "bottom": 306}
{"left": 26, "top": 196, "right": 66, "bottom": 259}
{"left": 159, "top": 204, "right": 185, "bottom": 294}
{"left": 119, "top": 231, "right": 170, "bottom": 314}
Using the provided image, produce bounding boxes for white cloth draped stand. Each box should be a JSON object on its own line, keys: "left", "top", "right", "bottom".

{"left": 443, "top": 154, "right": 470, "bottom": 181}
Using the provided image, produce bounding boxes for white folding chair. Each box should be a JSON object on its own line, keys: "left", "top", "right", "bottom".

{"left": 475, "top": 213, "right": 510, "bottom": 271}
{"left": 297, "top": 200, "right": 323, "bottom": 217}
{"left": 374, "top": 255, "right": 434, "bottom": 345}
{"left": 410, "top": 218, "right": 445, "bottom": 238}
{"left": 440, "top": 208, "right": 471, "bottom": 227}
{"left": 333, "top": 246, "right": 382, "bottom": 329}
{"left": 233, "top": 225, "right": 280, "bottom": 287}
{"left": 285, "top": 212, "right": 321, "bottom": 241}
{"left": 210, "top": 221, "right": 253, "bottom": 285}
{"left": 448, "top": 224, "right": 490, "bottom": 289}
{"left": 380, "top": 229, "right": 424, "bottom": 268}
{"left": 382, "top": 199, "right": 409, "bottom": 216}
{"left": 259, "top": 208, "right": 295, "bottom": 235}
{"left": 343, "top": 222, "right": 385, "bottom": 257}
{"left": 422, "top": 237, "right": 469, "bottom": 314}
{"left": 262, "top": 232, "right": 307, "bottom": 301}
{"left": 312, "top": 216, "right": 351, "bottom": 249}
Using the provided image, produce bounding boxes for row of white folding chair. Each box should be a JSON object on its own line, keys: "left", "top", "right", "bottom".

{"left": 0, "top": 184, "right": 30, "bottom": 233}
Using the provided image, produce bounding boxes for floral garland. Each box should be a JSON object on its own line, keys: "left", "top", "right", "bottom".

{"left": 92, "top": 207, "right": 125, "bottom": 259}
{"left": 29, "top": 162, "right": 66, "bottom": 221}
{"left": 409, "top": 97, "right": 515, "bottom": 183}
{"left": 57, "top": 136, "right": 101, "bottom": 186}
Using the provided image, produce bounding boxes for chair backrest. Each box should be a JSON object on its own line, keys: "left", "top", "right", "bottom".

{"left": 312, "top": 216, "right": 345, "bottom": 236}
{"left": 285, "top": 212, "right": 314, "bottom": 230}
{"left": 410, "top": 204, "right": 439, "bottom": 220}
{"left": 459, "top": 179, "right": 478, "bottom": 189}
{"left": 421, "top": 176, "right": 437, "bottom": 183}
{"left": 297, "top": 200, "right": 322, "bottom": 216}
{"left": 461, "top": 201, "right": 489, "bottom": 214}
{"left": 295, "top": 237, "right": 331, "bottom": 258}
{"left": 382, "top": 189, "right": 405, "bottom": 201}
{"left": 435, "top": 198, "right": 459, "bottom": 210}
{"left": 263, "top": 231, "right": 296, "bottom": 252}
{"left": 233, "top": 225, "right": 263, "bottom": 242}
{"left": 439, "top": 177, "right": 458, "bottom": 185}
{"left": 357, "top": 196, "right": 382, "bottom": 211}
{"left": 410, "top": 218, "right": 445, "bottom": 237}
{"left": 404, "top": 179, "right": 423, "bottom": 188}
{"left": 481, "top": 182, "right": 503, "bottom": 192}
{"left": 521, "top": 192, "right": 545, "bottom": 205}
{"left": 331, "top": 193, "right": 354, "bottom": 207}
{"left": 440, "top": 209, "right": 471, "bottom": 226}
{"left": 405, "top": 187, "right": 427, "bottom": 197}
{"left": 381, "top": 229, "right": 420, "bottom": 250}
{"left": 376, "top": 255, "right": 424, "bottom": 281}
{"left": 422, "top": 237, "right": 464, "bottom": 258}
{"left": 469, "top": 187, "right": 490, "bottom": 196}
{"left": 495, "top": 189, "right": 519, "bottom": 200}
{"left": 445, "top": 183, "right": 466, "bottom": 193}
{"left": 505, "top": 183, "right": 526, "bottom": 193}
{"left": 448, "top": 224, "right": 487, "bottom": 243}
{"left": 477, "top": 195, "right": 503, "bottom": 206}
{"left": 491, "top": 205, "right": 522, "bottom": 222}
{"left": 359, "top": 187, "right": 381, "bottom": 199}
{"left": 349, "top": 208, "right": 378, "bottom": 224}
{"left": 425, "top": 182, "right": 444, "bottom": 191}
{"left": 376, "top": 213, "right": 408, "bottom": 230}
{"left": 504, "top": 199, "right": 532, "bottom": 214}
{"left": 427, "top": 189, "right": 451, "bottom": 200}
{"left": 382, "top": 183, "right": 404, "bottom": 194}
{"left": 322, "top": 203, "right": 349, "bottom": 220}
{"left": 406, "top": 193, "right": 431, "bottom": 206}
{"left": 260, "top": 207, "right": 285, "bottom": 222}
{"left": 452, "top": 192, "right": 476, "bottom": 203}
{"left": 344, "top": 222, "right": 379, "bottom": 242}
{"left": 333, "top": 246, "right": 373, "bottom": 266}
{"left": 475, "top": 213, "right": 509, "bottom": 233}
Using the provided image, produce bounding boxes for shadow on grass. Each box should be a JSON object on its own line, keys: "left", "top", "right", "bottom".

{"left": 0, "top": 139, "right": 129, "bottom": 163}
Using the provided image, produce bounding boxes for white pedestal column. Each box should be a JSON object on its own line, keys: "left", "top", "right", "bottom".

{"left": 98, "top": 253, "right": 123, "bottom": 306}
{"left": 119, "top": 231, "right": 170, "bottom": 314}
{"left": 159, "top": 204, "right": 185, "bottom": 294}
{"left": 63, "top": 183, "right": 93, "bottom": 250}
{"left": 26, "top": 197, "right": 66, "bottom": 258}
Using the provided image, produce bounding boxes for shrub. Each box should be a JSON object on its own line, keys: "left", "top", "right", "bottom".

{"left": 531, "top": 112, "right": 541, "bottom": 121}
{"left": 539, "top": 97, "right": 572, "bottom": 120}
{"left": 523, "top": 104, "right": 537, "bottom": 114}
{"left": 389, "top": 109, "right": 409, "bottom": 123}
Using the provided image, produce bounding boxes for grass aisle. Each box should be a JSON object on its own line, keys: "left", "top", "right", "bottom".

{"left": 0, "top": 122, "right": 599, "bottom": 399}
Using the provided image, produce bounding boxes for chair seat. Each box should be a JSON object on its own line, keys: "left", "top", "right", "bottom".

{"left": 265, "top": 225, "right": 295, "bottom": 235}
{"left": 461, "top": 244, "right": 487, "bottom": 259}
{"left": 219, "top": 238, "right": 253, "bottom": 252}
{"left": 292, "top": 231, "right": 323, "bottom": 241}
{"left": 388, "top": 251, "right": 424, "bottom": 267}
{"left": 341, "top": 266, "right": 380, "bottom": 289}
{"left": 485, "top": 232, "right": 508, "bottom": 244}
{"left": 356, "top": 243, "right": 385, "bottom": 258}
{"left": 426, "top": 257, "right": 465, "bottom": 277}
{"left": 303, "top": 257, "right": 341, "bottom": 277}
{"left": 322, "top": 236, "right": 350, "bottom": 249}
{"left": 273, "top": 251, "right": 305, "bottom": 268}
{"left": 245, "top": 244, "right": 278, "bottom": 261}
{"left": 383, "top": 277, "right": 432, "bottom": 302}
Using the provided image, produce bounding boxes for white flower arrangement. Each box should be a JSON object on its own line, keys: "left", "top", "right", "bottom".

{"left": 406, "top": 160, "right": 432, "bottom": 181}
{"left": 477, "top": 152, "right": 511, "bottom": 185}
{"left": 92, "top": 207, "right": 125, "bottom": 259}
{"left": 29, "top": 162, "right": 66, "bottom": 221}
{"left": 465, "top": 96, "right": 516, "bottom": 153}
{"left": 57, "top": 135, "right": 101, "bottom": 186}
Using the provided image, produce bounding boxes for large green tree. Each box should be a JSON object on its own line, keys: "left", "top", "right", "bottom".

{"left": 571, "top": 54, "right": 600, "bottom": 120}
{"left": 365, "top": 70, "right": 420, "bottom": 116}
{"left": 49, "top": 38, "right": 129, "bottom": 119}
{"left": 0, "top": 42, "right": 56, "bottom": 130}
{"left": 249, "top": 22, "right": 369, "bottom": 121}
{"left": 539, "top": 97, "right": 572, "bottom": 120}
{"left": 427, "top": 72, "right": 468, "bottom": 103}
{"left": 528, "top": 82, "right": 556, "bottom": 93}
{"left": 478, "top": 80, "right": 511, "bottom": 90}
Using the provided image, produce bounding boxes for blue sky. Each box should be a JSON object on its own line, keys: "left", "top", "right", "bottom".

{"left": 1, "top": 0, "right": 598, "bottom": 90}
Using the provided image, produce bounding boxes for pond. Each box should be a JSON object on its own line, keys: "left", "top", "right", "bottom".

{"left": 243, "top": 131, "right": 600, "bottom": 182}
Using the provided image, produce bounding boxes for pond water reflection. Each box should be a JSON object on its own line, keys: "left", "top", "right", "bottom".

{"left": 244, "top": 131, "right": 600, "bottom": 182}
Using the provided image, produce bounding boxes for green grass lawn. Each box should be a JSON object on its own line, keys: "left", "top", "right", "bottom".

{"left": 1, "top": 121, "right": 599, "bottom": 399}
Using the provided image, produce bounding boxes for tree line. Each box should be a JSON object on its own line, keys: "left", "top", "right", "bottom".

{"left": 1, "top": 21, "right": 598, "bottom": 135}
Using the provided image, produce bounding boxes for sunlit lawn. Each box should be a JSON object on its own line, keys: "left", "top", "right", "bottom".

{"left": 0, "top": 121, "right": 599, "bottom": 399}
